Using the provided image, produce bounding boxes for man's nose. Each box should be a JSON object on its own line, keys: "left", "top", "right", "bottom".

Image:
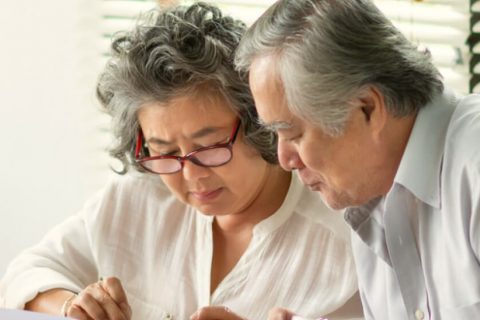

{"left": 277, "top": 140, "right": 304, "bottom": 171}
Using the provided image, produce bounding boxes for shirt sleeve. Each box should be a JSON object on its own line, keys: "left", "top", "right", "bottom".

{"left": 358, "top": 285, "right": 374, "bottom": 320}
{"left": 0, "top": 204, "right": 99, "bottom": 309}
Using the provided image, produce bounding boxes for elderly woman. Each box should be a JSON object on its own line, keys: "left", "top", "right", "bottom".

{"left": 0, "top": 3, "right": 361, "bottom": 320}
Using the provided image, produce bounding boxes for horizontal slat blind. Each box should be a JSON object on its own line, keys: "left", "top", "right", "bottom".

{"left": 100, "top": 0, "right": 158, "bottom": 56}
{"left": 96, "top": 0, "right": 158, "bottom": 171}
{"left": 182, "top": 0, "right": 470, "bottom": 94}
{"left": 375, "top": 0, "right": 469, "bottom": 93}
{"left": 100, "top": 0, "right": 470, "bottom": 92}
{"left": 469, "top": 0, "right": 480, "bottom": 92}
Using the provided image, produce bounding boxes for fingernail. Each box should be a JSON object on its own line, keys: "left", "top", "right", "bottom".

{"left": 189, "top": 311, "right": 198, "bottom": 320}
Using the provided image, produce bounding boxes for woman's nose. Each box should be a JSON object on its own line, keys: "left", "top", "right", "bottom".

{"left": 182, "top": 159, "right": 210, "bottom": 181}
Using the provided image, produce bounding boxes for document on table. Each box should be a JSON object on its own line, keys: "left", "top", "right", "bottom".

{"left": 0, "top": 309, "right": 70, "bottom": 319}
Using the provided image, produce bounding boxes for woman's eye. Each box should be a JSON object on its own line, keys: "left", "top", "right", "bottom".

{"left": 148, "top": 147, "right": 178, "bottom": 157}
{"left": 198, "top": 138, "right": 228, "bottom": 148}
{"left": 162, "top": 150, "right": 180, "bottom": 156}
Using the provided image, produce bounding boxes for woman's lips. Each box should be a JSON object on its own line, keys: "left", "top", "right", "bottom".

{"left": 190, "top": 188, "right": 223, "bottom": 201}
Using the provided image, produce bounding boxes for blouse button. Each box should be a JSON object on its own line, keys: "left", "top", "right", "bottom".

{"left": 165, "top": 313, "right": 173, "bottom": 320}
{"left": 415, "top": 309, "right": 424, "bottom": 320}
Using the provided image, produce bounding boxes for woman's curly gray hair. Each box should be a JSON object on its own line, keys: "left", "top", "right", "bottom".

{"left": 96, "top": 2, "right": 277, "bottom": 173}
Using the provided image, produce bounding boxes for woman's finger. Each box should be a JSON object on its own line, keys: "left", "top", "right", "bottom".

{"left": 87, "top": 282, "right": 127, "bottom": 320}
{"left": 73, "top": 289, "right": 108, "bottom": 320}
{"left": 67, "top": 303, "right": 93, "bottom": 320}
{"left": 101, "top": 277, "right": 132, "bottom": 318}
{"left": 268, "top": 307, "right": 295, "bottom": 320}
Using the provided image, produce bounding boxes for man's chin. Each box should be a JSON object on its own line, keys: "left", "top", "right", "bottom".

{"left": 317, "top": 192, "right": 349, "bottom": 211}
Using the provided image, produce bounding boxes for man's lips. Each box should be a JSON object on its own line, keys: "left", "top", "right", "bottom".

{"left": 306, "top": 182, "right": 323, "bottom": 191}
{"left": 298, "top": 171, "right": 325, "bottom": 191}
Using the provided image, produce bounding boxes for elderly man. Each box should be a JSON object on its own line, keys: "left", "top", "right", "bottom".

{"left": 235, "top": 0, "right": 480, "bottom": 319}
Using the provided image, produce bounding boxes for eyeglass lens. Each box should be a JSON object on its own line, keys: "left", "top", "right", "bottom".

{"left": 141, "top": 147, "right": 232, "bottom": 174}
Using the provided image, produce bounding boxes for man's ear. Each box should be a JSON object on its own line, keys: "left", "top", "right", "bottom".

{"left": 355, "top": 85, "right": 387, "bottom": 139}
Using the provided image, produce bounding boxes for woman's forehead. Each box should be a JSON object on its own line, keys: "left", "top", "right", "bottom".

{"left": 140, "top": 100, "right": 234, "bottom": 123}
{"left": 138, "top": 95, "right": 236, "bottom": 141}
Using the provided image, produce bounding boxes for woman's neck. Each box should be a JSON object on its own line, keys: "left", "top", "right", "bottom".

{"left": 214, "top": 165, "right": 292, "bottom": 235}
{"left": 210, "top": 166, "right": 292, "bottom": 293}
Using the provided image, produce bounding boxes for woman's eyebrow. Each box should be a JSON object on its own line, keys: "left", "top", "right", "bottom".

{"left": 189, "top": 126, "right": 222, "bottom": 139}
{"left": 146, "top": 127, "right": 223, "bottom": 145}
{"left": 146, "top": 137, "right": 171, "bottom": 146}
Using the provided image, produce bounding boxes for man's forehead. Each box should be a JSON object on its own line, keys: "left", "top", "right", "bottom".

{"left": 250, "top": 58, "right": 284, "bottom": 98}
{"left": 250, "top": 54, "right": 281, "bottom": 84}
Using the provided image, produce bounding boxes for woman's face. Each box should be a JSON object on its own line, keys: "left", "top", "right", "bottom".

{"left": 137, "top": 92, "right": 270, "bottom": 215}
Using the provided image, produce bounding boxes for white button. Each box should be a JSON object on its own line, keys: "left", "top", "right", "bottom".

{"left": 415, "top": 309, "right": 424, "bottom": 320}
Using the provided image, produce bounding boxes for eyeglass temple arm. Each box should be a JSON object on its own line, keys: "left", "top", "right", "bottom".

{"left": 135, "top": 130, "right": 143, "bottom": 160}
{"left": 230, "top": 119, "right": 241, "bottom": 142}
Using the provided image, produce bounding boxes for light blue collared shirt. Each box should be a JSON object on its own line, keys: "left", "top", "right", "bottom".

{"left": 345, "top": 89, "right": 480, "bottom": 320}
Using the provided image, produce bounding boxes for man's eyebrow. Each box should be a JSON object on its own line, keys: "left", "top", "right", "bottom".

{"left": 146, "top": 127, "right": 222, "bottom": 145}
{"left": 257, "top": 119, "right": 293, "bottom": 132}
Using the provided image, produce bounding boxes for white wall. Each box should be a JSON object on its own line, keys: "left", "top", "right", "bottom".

{"left": 0, "top": 0, "right": 112, "bottom": 276}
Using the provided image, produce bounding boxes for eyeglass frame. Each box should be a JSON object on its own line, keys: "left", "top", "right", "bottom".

{"left": 135, "top": 119, "right": 241, "bottom": 174}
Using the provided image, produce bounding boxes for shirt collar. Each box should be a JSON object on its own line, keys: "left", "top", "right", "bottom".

{"left": 394, "top": 88, "right": 458, "bottom": 209}
{"left": 253, "top": 171, "right": 304, "bottom": 236}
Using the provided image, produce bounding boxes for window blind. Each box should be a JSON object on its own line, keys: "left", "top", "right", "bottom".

{"left": 469, "top": 0, "right": 480, "bottom": 92}
{"left": 374, "top": 0, "right": 470, "bottom": 93}
{"left": 187, "top": 0, "right": 470, "bottom": 94}
{"left": 96, "top": 0, "right": 158, "bottom": 171}
{"left": 100, "top": 0, "right": 158, "bottom": 58}
{"left": 100, "top": 1, "right": 470, "bottom": 93}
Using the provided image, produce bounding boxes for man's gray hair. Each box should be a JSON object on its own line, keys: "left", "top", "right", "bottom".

{"left": 235, "top": 0, "right": 444, "bottom": 135}
{"left": 97, "top": 2, "right": 277, "bottom": 173}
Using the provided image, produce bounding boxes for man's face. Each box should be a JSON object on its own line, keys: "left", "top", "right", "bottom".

{"left": 249, "top": 55, "right": 387, "bottom": 209}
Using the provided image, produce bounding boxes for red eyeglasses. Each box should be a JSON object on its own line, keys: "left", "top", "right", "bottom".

{"left": 135, "top": 119, "right": 241, "bottom": 174}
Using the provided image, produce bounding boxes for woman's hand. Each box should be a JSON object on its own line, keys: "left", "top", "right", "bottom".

{"left": 267, "top": 308, "right": 296, "bottom": 320}
{"left": 190, "top": 306, "right": 246, "bottom": 320}
{"left": 66, "top": 276, "right": 132, "bottom": 320}
{"left": 268, "top": 308, "right": 326, "bottom": 320}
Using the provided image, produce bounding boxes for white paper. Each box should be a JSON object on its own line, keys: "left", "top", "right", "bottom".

{"left": 0, "top": 309, "right": 70, "bottom": 320}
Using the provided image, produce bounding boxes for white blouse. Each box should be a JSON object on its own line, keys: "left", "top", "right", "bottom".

{"left": 0, "top": 172, "right": 360, "bottom": 320}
